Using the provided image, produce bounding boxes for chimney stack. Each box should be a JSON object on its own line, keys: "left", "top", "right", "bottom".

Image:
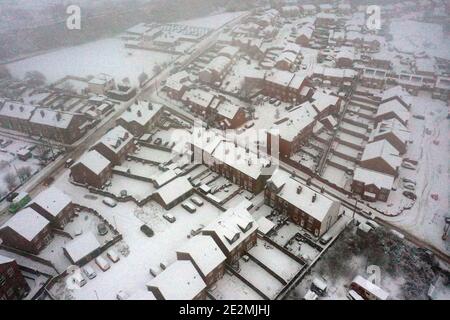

{"left": 312, "top": 193, "right": 317, "bottom": 203}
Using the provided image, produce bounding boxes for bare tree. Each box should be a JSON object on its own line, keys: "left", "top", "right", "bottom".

{"left": 17, "top": 166, "right": 32, "bottom": 181}
{"left": 25, "top": 71, "right": 46, "bottom": 87}
{"left": 3, "top": 172, "right": 17, "bottom": 190}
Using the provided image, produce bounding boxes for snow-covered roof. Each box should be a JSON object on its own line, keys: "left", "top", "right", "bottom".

{"left": 218, "top": 46, "right": 239, "bottom": 58}
{"left": 181, "top": 88, "right": 216, "bottom": 109}
{"left": 164, "top": 71, "right": 190, "bottom": 92}
{"left": 371, "top": 118, "right": 410, "bottom": 147}
{"left": 217, "top": 101, "right": 241, "bottom": 120}
{"left": 0, "top": 208, "right": 49, "bottom": 242}
{"left": 271, "top": 102, "right": 317, "bottom": 142}
{"left": 31, "top": 187, "right": 72, "bottom": 217}
{"left": 313, "top": 65, "right": 357, "bottom": 78}
{"left": 311, "top": 90, "right": 339, "bottom": 114}
{"left": 0, "top": 254, "right": 14, "bottom": 265}
{"left": 203, "top": 56, "right": 231, "bottom": 74}
{"left": 153, "top": 169, "right": 178, "bottom": 188}
{"left": 127, "top": 290, "right": 156, "bottom": 300}
{"left": 266, "top": 69, "right": 295, "bottom": 87}
{"left": 203, "top": 206, "right": 257, "bottom": 253}
{"left": 147, "top": 260, "right": 206, "bottom": 300}
{"left": 30, "top": 108, "right": 78, "bottom": 129}
{"left": 0, "top": 101, "right": 36, "bottom": 120}
{"left": 88, "top": 73, "right": 114, "bottom": 86}
{"left": 211, "top": 140, "right": 271, "bottom": 180}
{"left": 352, "top": 275, "right": 389, "bottom": 300}
{"left": 269, "top": 169, "right": 340, "bottom": 222}
{"left": 380, "top": 85, "right": 412, "bottom": 107}
{"left": 361, "top": 140, "right": 402, "bottom": 171}
{"left": 119, "top": 101, "right": 162, "bottom": 127}
{"left": 75, "top": 150, "right": 111, "bottom": 175}
{"left": 353, "top": 167, "right": 395, "bottom": 190}
{"left": 177, "top": 235, "right": 226, "bottom": 276}
{"left": 63, "top": 232, "right": 101, "bottom": 264}
{"left": 376, "top": 100, "right": 410, "bottom": 124}
{"left": 126, "top": 23, "right": 152, "bottom": 35}
{"left": 256, "top": 217, "right": 275, "bottom": 235}
{"left": 154, "top": 176, "right": 192, "bottom": 205}
{"left": 95, "top": 125, "right": 133, "bottom": 155}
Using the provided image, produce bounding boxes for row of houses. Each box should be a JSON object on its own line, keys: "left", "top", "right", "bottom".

{"left": 146, "top": 206, "right": 258, "bottom": 300}
{"left": 0, "top": 101, "right": 89, "bottom": 144}
{"left": 0, "top": 188, "right": 74, "bottom": 255}
{"left": 351, "top": 86, "right": 412, "bottom": 202}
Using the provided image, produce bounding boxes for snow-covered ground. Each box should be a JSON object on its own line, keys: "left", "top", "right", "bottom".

{"left": 48, "top": 170, "right": 225, "bottom": 300}
{"left": 375, "top": 93, "right": 449, "bottom": 253}
{"left": 177, "top": 11, "right": 247, "bottom": 29}
{"left": 390, "top": 19, "right": 450, "bottom": 59}
{"left": 6, "top": 37, "right": 176, "bottom": 86}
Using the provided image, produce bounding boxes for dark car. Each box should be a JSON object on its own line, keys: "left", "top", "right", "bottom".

{"left": 6, "top": 192, "right": 19, "bottom": 202}
{"left": 403, "top": 191, "right": 417, "bottom": 201}
{"left": 97, "top": 223, "right": 108, "bottom": 236}
{"left": 140, "top": 225, "right": 154, "bottom": 237}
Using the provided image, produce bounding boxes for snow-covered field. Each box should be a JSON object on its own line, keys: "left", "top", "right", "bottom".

{"left": 376, "top": 93, "right": 449, "bottom": 253}
{"left": 390, "top": 19, "right": 450, "bottom": 59}
{"left": 6, "top": 37, "right": 176, "bottom": 86}
{"left": 177, "top": 11, "right": 246, "bottom": 29}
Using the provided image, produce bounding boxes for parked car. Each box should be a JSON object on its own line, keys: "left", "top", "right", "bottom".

{"left": 269, "top": 98, "right": 277, "bottom": 104}
{"left": 182, "top": 202, "right": 197, "bottom": 213}
{"left": 116, "top": 290, "right": 129, "bottom": 300}
{"left": 97, "top": 223, "right": 108, "bottom": 236}
{"left": 72, "top": 272, "right": 87, "bottom": 288}
{"left": 319, "top": 234, "right": 332, "bottom": 245}
{"left": 95, "top": 256, "right": 111, "bottom": 272}
{"left": 403, "top": 183, "right": 415, "bottom": 191}
{"left": 163, "top": 213, "right": 176, "bottom": 223}
{"left": 140, "top": 224, "right": 154, "bottom": 237}
{"left": 403, "top": 191, "right": 417, "bottom": 200}
{"left": 154, "top": 138, "right": 162, "bottom": 145}
{"left": 6, "top": 192, "right": 19, "bottom": 202}
{"left": 149, "top": 267, "right": 160, "bottom": 277}
{"left": 402, "top": 178, "right": 416, "bottom": 185}
{"left": 65, "top": 158, "right": 75, "bottom": 168}
{"left": 102, "top": 197, "right": 117, "bottom": 207}
{"left": 401, "top": 162, "right": 416, "bottom": 170}
{"left": 274, "top": 100, "right": 282, "bottom": 107}
{"left": 107, "top": 249, "right": 120, "bottom": 263}
{"left": 83, "top": 265, "right": 97, "bottom": 279}
{"left": 190, "top": 196, "right": 204, "bottom": 207}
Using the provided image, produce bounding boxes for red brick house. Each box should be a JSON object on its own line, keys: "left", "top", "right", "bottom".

{"left": 0, "top": 102, "right": 36, "bottom": 134}
{"left": 375, "top": 100, "right": 410, "bottom": 127}
{"left": 311, "top": 90, "right": 341, "bottom": 118}
{"left": 116, "top": 101, "right": 163, "bottom": 137}
{"left": 0, "top": 208, "right": 52, "bottom": 255}
{"left": 29, "top": 187, "right": 74, "bottom": 229}
{"left": 29, "top": 108, "right": 88, "bottom": 144}
{"left": 215, "top": 101, "right": 247, "bottom": 129}
{"left": 176, "top": 235, "right": 226, "bottom": 287}
{"left": 371, "top": 119, "right": 409, "bottom": 154}
{"left": 202, "top": 207, "right": 258, "bottom": 264}
{"left": 0, "top": 256, "right": 30, "bottom": 300}
{"left": 146, "top": 260, "right": 207, "bottom": 300}
{"left": 263, "top": 70, "right": 310, "bottom": 103}
{"left": 267, "top": 102, "right": 318, "bottom": 158}
{"left": 70, "top": 150, "right": 112, "bottom": 188}
{"left": 163, "top": 71, "right": 190, "bottom": 100}
{"left": 360, "top": 140, "right": 402, "bottom": 176}
{"left": 198, "top": 56, "right": 232, "bottom": 85}
{"left": 92, "top": 126, "right": 135, "bottom": 165}
{"left": 352, "top": 167, "right": 394, "bottom": 202}
{"left": 265, "top": 170, "right": 341, "bottom": 237}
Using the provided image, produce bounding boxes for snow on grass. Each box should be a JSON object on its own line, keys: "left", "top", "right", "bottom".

{"left": 7, "top": 37, "right": 176, "bottom": 86}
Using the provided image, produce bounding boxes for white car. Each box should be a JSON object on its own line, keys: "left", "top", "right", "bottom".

{"left": 116, "top": 290, "right": 130, "bottom": 300}
{"left": 83, "top": 265, "right": 97, "bottom": 279}
{"left": 163, "top": 213, "right": 176, "bottom": 223}
{"left": 107, "top": 249, "right": 120, "bottom": 263}
{"left": 401, "top": 162, "right": 416, "bottom": 170}
{"left": 102, "top": 197, "right": 117, "bottom": 207}
{"left": 95, "top": 256, "right": 111, "bottom": 272}
{"left": 190, "top": 196, "right": 204, "bottom": 207}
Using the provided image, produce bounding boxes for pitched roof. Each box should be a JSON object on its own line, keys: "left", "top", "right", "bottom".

{"left": 361, "top": 140, "right": 402, "bottom": 171}
{"left": 177, "top": 235, "right": 226, "bottom": 276}
{"left": 0, "top": 208, "right": 49, "bottom": 242}
{"left": 353, "top": 167, "right": 395, "bottom": 190}
{"left": 95, "top": 125, "right": 133, "bottom": 155}
{"left": 31, "top": 187, "right": 72, "bottom": 217}
{"left": 75, "top": 150, "right": 111, "bottom": 175}
{"left": 147, "top": 260, "right": 206, "bottom": 300}
{"left": 63, "top": 232, "right": 101, "bottom": 263}
{"left": 154, "top": 176, "right": 193, "bottom": 205}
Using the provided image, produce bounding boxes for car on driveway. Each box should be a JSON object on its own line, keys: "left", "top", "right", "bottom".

{"left": 140, "top": 224, "right": 154, "bottom": 237}
{"left": 163, "top": 213, "right": 176, "bottom": 223}
{"left": 403, "top": 191, "right": 417, "bottom": 201}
